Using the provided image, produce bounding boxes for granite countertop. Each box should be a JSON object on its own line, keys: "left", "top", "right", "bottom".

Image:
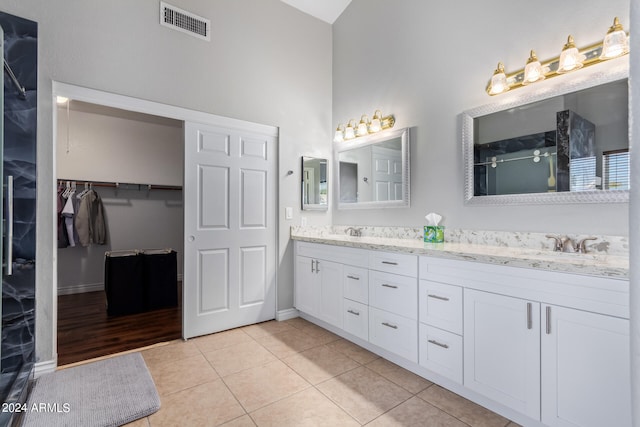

{"left": 290, "top": 226, "right": 629, "bottom": 279}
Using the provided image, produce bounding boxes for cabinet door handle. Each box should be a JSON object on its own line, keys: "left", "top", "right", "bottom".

{"left": 427, "top": 294, "right": 449, "bottom": 301}
{"left": 428, "top": 339, "right": 449, "bottom": 349}
{"left": 315, "top": 260, "right": 320, "bottom": 273}
{"left": 347, "top": 309, "right": 360, "bottom": 316}
{"left": 381, "top": 284, "right": 398, "bottom": 289}
{"left": 526, "top": 303, "right": 532, "bottom": 330}
{"left": 382, "top": 322, "right": 398, "bottom": 329}
{"left": 381, "top": 261, "right": 398, "bottom": 266}
{"left": 346, "top": 275, "right": 360, "bottom": 280}
{"left": 546, "top": 306, "right": 551, "bottom": 335}
{"left": 310, "top": 259, "right": 315, "bottom": 273}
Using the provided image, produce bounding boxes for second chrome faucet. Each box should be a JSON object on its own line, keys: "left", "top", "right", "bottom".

{"left": 546, "top": 235, "right": 597, "bottom": 253}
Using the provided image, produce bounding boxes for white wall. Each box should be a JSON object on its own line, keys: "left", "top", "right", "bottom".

{"left": 57, "top": 101, "right": 183, "bottom": 186}
{"left": 332, "top": 0, "right": 630, "bottom": 235}
{"left": 0, "top": 0, "right": 333, "bottom": 366}
{"left": 56, "top": 101, "right": 184, "bottom": 293}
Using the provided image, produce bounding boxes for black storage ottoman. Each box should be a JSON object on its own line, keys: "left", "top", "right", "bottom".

{"left": 104, "top": 250, "right": 144, "bottom": 316}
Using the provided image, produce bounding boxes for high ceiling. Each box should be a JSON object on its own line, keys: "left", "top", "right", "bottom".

{"left": 280, "top": 0, "right": 352, "bottom": 24}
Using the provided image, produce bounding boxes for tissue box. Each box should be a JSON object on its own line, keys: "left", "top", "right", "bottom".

{"left": 424, "top": 226, "right": 444, "bottom": 243}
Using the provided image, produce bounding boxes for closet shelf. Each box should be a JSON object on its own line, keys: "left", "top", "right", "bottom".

{"left": 58, "top": 179, "right": 182, "bottom": 191}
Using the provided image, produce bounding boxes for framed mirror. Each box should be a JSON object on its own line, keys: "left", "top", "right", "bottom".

{"left": 336, "top": 127, "right": 410, "bottom": 209}
{"left": 462, "top": 59, "right": 629, "bottom": 205}
{"left": 301, "top": 156, "right": 328, "bottom": 210}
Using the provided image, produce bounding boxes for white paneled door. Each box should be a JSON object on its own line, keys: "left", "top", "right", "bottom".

{"left": 183, "top": 121, "right": 277, "bottom": 339}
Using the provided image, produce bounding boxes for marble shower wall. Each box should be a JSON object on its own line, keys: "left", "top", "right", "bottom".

{"left": 0, "top": 10, "right": 37, "bottom": 427}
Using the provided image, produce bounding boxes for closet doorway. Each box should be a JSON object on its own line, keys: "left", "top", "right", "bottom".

{"left": 55, "top": 99, "right": 185, "bottom": 366}
{"left": 52, "top": 82, "right": 279, "bottom": 367}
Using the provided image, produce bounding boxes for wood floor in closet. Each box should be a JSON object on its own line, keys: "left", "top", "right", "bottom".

{"left": 57, "top": 285, "right": 182, "bottom": 366}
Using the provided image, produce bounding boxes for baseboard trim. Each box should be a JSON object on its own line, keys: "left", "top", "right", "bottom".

{"left": 58, "top": 283, "right": 104, "bottom": 295}
{"left": 34, "top": 359, "right": 57, "bottom": 378}
{"left": 276, "top": 308, "right": 299, "bottom": 321}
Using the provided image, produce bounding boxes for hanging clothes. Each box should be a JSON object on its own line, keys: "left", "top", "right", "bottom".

{"left": 61, "top": 190, "right": 76, "bottom": 247}
{"left": 75, "top": 189, "right": 106, "bottom": 246}
{"left": 57, "top": 185, "right": 69, "bottom": 248}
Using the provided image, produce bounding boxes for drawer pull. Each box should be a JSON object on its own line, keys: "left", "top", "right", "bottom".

{"left": 347, "top": 309, "right": 360, "bottom": 316}
{"left": 546, "top": 306, "right": 551, "bottom": 335}
{"left": 428, "top": 339, "right": 449, "bottom": 349}
{"left": 427, "top": 294, "right": 450, "bottom": 301}
{"left": 381, "top": 284, "right": 398, "bottom": 289}
{"left": 381, "top": 261, "right": 399, "bottom": 265}
{"left": 346, "top": 275, "right": 360, "bottom": 280}
{"left": 382, "top": 322, "right": 398, "bottom": 329}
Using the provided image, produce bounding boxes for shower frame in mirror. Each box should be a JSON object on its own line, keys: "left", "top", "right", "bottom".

{"left": 462, "top": 57, "right": 629, "bottom": 205}
{"left": 301, "top": 156, "right": 329, "bottom": 211}
{"left": 335, "top": 127, "right": 410, "bottom": 210}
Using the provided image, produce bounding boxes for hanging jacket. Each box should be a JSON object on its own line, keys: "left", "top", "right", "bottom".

{"left": 76, "top": 189, "right": 107, "bottom": 246}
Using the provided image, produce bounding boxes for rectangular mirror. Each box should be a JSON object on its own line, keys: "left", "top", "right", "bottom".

{"left": 462, "top": 60, "right": 629, "bottom": 205}
{"left": 301, "top": 156, "right": 328, "bottom": 210}
{"left": 336, "top": 127, "right": 410, "bottom": 209}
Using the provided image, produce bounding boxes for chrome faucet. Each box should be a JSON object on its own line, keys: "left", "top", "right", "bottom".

{"left": 575, "top": 236, "right": 597, "bottom": 253}
{"left": 546, "top": 235, "right": 597, "bottom": 253}
{"left": 345, "top": 227, "right": 362, "bottom": 237}
{"left": 545, "top": 235, "right": 564, "bottom": 252}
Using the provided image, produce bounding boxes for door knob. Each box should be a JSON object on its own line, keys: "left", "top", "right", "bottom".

{"left": 188, "top": 235, "right": 195, "bottom": 242}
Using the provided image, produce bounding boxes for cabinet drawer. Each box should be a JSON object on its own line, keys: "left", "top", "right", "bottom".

{"left": 343, "top": 299, "right": 368, "bottom": 341}
{"left": 419, "top": 324, "right": 463, "bottom": 384}
{"left": 369, "top": 251, "right": 417, "bottom": 277}
{"left": 344, "top": 266, "right": 369, "bottom": 304}
{"left": 369, "top": 307, "right": 418, "bottom": 363}
{"left": 369, "top": 271, "right": 417, "bottom": 319}
{"left": 296, "top": 241, "right": 369, "bottom": 267}
{"left": 419, "top": 280, "right": 463, "bottom": 335}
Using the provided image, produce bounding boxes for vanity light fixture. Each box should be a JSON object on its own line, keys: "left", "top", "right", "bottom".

{"left": 356, "top": 115, "right": 369, "bottom": 137}
{"left": 523, "top": 50, "right": 548, "bottom": 84}
{"left": 486, "top": 17, "right": 629, "bottom": 95}
{"left": 557, "top": 35, "right": 585, "bottom": 73}
{"left": 333, "top": 110, "right": 395, "bottom": 142}
{"left": 488, "top": 62, "right": 509, "bottom": 95}
{"left": 334, "top": 124, "right": 345, "bottom": 142}
{"left": 600, "top": 17, "right": 629, "bottom": 59}
{"left": 344, "top": 119, "right": 356, "bottom": 140}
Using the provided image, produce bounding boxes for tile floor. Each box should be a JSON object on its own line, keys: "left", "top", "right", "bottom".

{"left": 122, "top": 318, "right": 521, "bottom": 426}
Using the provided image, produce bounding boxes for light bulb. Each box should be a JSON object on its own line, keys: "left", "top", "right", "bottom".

{"left": 333, "top": 124, "right": 344, "bottom": 142}
{"left": 523, "top": 50, "right": 545, "bottom": 85}
{"left": 356, "top": 115, "right": 369, "bottom": 137}
{"left": 600, "top": 17, "right": 629, "bottom": 59}
{"left": 369, "top": 110, "right": 382, "bottom": 132}
{"left": 557, "top": 35, "right": 585, "bottom": 74}
{"left": 488, "top": 62, "right": 509, "bottom": 95}
{"left": 344, "top": 120, "right": 356, "bottom": 140}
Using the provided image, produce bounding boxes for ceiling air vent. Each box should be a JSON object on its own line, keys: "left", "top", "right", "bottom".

{"left": 160, "top": 2, "right": 211, "bottom": 41}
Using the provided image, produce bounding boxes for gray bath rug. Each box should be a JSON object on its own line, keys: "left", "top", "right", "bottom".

{"left": 22, "top": 352, "right": 160, "bottom": 427}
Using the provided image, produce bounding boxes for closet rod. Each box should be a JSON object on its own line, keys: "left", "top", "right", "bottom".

{"left": 57, "top": 179, "right": 183, "bottom": 191}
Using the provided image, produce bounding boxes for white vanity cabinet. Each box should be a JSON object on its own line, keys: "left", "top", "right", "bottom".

{"left": 540, "top": 304, "right": 631, "bottom": 427}
{"left": 463, "top": 289, "right": 541, "bottom": 419}
{"left": 293, "top": 239, "right": 631, "bottom": 427}
{"left": 343, "top": 265, "right": 369, "bottom": 341}
{"left": 418, "top": 279, "right": 464, "bottom": 384}
{"left": 368, "top": 253, "right": 418, "bottom": 363}
{"left": 295, "top": 255, "right": 343, "bottom": 327}
{"left": 295, "top": 242, "right": 369, "bottom": 330}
